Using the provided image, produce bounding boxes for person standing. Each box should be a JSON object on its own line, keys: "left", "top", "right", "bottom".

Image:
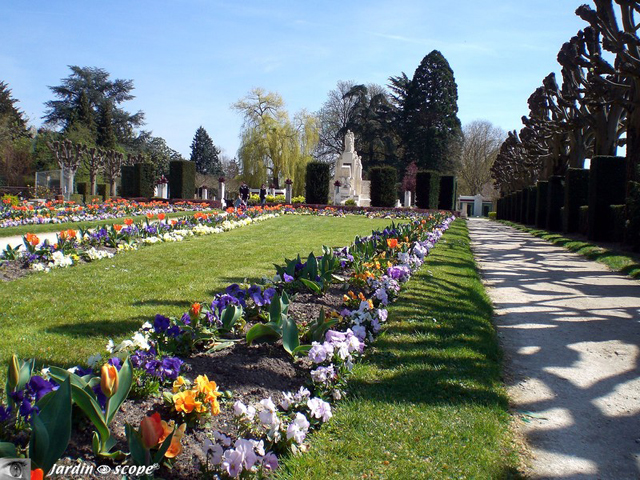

{"left": 259, "top": 184, "right": 267, "bottom": 206}
{"left": 240, "top": 182, "right": 250, "bottom": 206}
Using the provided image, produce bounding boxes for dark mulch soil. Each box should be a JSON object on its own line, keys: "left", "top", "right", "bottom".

{"left": 51, "top": 283, "right": 354, "bottom": 479}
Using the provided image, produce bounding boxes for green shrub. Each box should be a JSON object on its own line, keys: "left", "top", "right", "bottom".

{"left": 521, "top": 188, "right": 529, "bottom": 224}
{"left": 292, "top": 195, "right": 305, "bottom": 204}
{"left": 369, "top": 166, "right": 397, "bottom": 207}
{"left": 438, "top": 175, "right": 457, "bottom": 210}
{"left": 579, "top": 206, "right": 589, "bottom": 235}
{"left": 488, "top": 211, "right": 497, "bottom": 220}
{"left": 626, "top": 170, "right": 640, "bottom": 250}
{"left": 588, "top": 156, "right": 626, "bottom": 241}
{"left": 515, "top": 190, "right": 524, "bottom": 223}
{"left": 546, "top": 175, "right": 564, "bottom": 231}
{"left": 535, "top": 180, "right": 549, "bottom": 229}
{"left": 120, "top": 165, "right": 137, "bottom": 198}
{"left": 169, "top": 160, "right": 196, "bottom": 199}
{"left": 85, "top": 195, "right": 101, "bottom": 204}
{"left": 610, "top": 205, "right": 626, "bottom": 243}
{"left": 415, "top": 170, "right": 440, "bottom": 209}
{"left": 69, "top": 193, "right": 84, "bottom": 204}
{"left": 97, "top": 183, "right": 110, "bottom": 200}
{"left": 76, "top": 182, "right": 88, "bottom": 196}
{"left": 526, "top": 186, "right": 537, "bottom": 224}
{"left": 248, "top": 193, "right": 260, "bottom": 205}
{"left": 563, "top": 168, "right": 589, "bottom": 233}
{"left": 1, "top": 194, "right": 19, "bottom": 206}
{"left": 136, "top": 163, "right": 155, "bottom": 198}
{"left": 344, "top": 198, "right": 357, "bottom": 206}
{"left": 305, "top": 162, "right": 330, "bottom": 204}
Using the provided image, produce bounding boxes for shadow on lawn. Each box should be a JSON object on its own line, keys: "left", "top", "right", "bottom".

{"left": 48, "top": 318, "right": 141, "bottom": 338}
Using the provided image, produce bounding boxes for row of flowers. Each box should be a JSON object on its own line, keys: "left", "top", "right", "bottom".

{"left": 0, "top": 211, "right": 454, "bottom": 478}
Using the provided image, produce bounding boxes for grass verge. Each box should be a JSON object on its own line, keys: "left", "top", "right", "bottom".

{"left": 0, "top": 211, "right": 203, "bottom": 238}
{"left": 277, "top": 219, "right": 520, "bottom": 479}
{"left": 500, "top": 220, "right": 640, "bottom": 279}
{"left": 0, "top": 215, "right": 390, "bottom": 377}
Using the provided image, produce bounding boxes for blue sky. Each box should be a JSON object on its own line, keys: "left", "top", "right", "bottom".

{"left": 2, "top": 1, "right": 587, "bottom": 158}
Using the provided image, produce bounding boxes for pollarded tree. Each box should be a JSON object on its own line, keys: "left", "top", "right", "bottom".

{"left": 491, "top": 130, "right": 541, "bottom": 194}
{"left": 190, "top": 126, "right": 222, "bottom": 175}
{"left": 404, "top": 50, "right": 462, "bottom": 173}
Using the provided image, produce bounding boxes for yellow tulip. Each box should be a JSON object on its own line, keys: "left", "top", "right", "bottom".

{"left": 100, "top": 363, "right": 119, "bottom": 398}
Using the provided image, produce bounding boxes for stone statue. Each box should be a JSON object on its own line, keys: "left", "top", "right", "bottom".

{"left": 345, "top": 130, "right": 355, "bottom": 153}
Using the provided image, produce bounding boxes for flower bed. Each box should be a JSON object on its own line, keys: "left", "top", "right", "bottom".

{"left": 0, "top": 211, "right": 455, "bottom": 479}
{"left": 0, "top": 198, "right": 217, "bottom": 229}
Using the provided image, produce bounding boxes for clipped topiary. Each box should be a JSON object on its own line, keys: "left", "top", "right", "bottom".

{"left": 369, "top": 166, "right": 397, "bottom": 207}
{"left": 120, "top": 165, "right": 137, "bottom": 198}
{"left": 535, "top": 180, "right": 549, "bottom": 229}
{"left": 305, "top": 162, "right": 331, "bottom": 204}
{"left": 136, "top": 163, "right": 155, "bottom": 198}
{"left": 588, "top": 156, "right": 626, "bottom": 241}
{"left": 169, "top": 160, "right": 196, "bottom": 199}
{"left": 546, "top": 175, "right": 564, "bottom": 231}
{"left": 438, "top": 175, "right": 457, "bottom": 210}
{"left": 415, "top": 170, "right": 440, "bottom": 209}
{"left": 563, "top": 168, "right": 589, "bottom": 233}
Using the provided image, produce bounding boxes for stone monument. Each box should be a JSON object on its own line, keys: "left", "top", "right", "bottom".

{"left": 332, "top": 131, "right": 370, "bottom": 206}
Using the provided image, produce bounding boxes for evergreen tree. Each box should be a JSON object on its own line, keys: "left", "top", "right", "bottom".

{"left": 97, "top": 102, "right": 117, "bottom": 149}
{"left": 404, "top": 50, "right": 462, "bottom": 173}
{"left": 190, "top": 126, "right": 222, "bottom": 175}
{"left": 0, "top": 81, "right": 28, "bottom": 141}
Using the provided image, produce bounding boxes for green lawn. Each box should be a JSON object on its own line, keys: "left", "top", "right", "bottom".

{"left": 0, "top": 215, "right": 390, "bottom": 374}
{"left": 0, "top": 211, "right": 204, "bottom": 238}
{"left": 500, "top": 220, "right": 640, "bottom": 279}
{"left": 278, "top": 219, "right": 521, "bottom": 479}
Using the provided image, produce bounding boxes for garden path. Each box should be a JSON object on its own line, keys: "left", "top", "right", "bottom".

{"left": 467, "top": 218, "right": 640, "bottom": 480}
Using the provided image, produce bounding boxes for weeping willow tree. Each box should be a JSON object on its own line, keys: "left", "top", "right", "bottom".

{"left": 233, "top": 88, "right": 318, "bottom": 195}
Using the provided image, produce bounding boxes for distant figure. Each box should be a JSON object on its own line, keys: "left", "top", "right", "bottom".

{"left": 234, "top": 194, "right": 243, "bottom": 209}
{"left": 259, "top": 184, "right": 267, "bottom": 206}
{"left": 239, "top": 182, "right": 250, "bottom": 205}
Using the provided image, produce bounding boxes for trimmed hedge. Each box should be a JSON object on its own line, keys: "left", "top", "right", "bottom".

{"left": 438, "top": 175, "right": 457, "bottom": 210}
{"left": 627, "top": 171, "right": 640, "bottom": 250}
{"left": 136, "top": 163, "right": 156, "bottom": 198}
{"left": 369, "top": 166, "right": 397, "bottom": 207}
{"left": 305, "top": 162, "right": 331, "bottom": 205}
{"left": 120, "top": 165, "right": 137, "bottom": 198}
{"left": 526, "top": 186, "right": 537, "bottom": 225}
{"left": 579, "top": 206, "right": 589, "bottom": 235}
{"left": 521, "top": 188, "right": 529, "bottom": 224}
{"left": 76, "top": 182, "right": 88, "bottom": 196}
{"left": 546, "top": 175, "right": 564, "bottom": 232}
{"left": 588, "top": 156, "right": 626, "bottom": 241}
{"left": 97, "top": 183, "right": 110, "bottom": 200}
{"left": 416, "top": 170, "right": 440, "bottom": 209}
{"left": 515, "top": 190, "right": 523, "bottom": 223}
{"left": 563, "top": 168, "right": 589, "bottom": 233}
{"left": 169, "top": 160, "right": 196, "bottom": 200}
{"left": 535, "top": 181, "right": 549, "bottom": 229}
{"left": 611, "top": 205, "right": 626, "bottom": 243}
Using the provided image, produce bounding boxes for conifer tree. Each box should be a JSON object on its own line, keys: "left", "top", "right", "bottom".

{"left": 190, "top": 126, "right": 222, "bottom": 175}
{"left": 404, "top": 50, "right": 462, "bottom": 173}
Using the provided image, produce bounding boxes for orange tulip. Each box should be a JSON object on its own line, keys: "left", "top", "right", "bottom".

{"left": 171, "top": 220, "right": 177, "bottom": 226}
{"left": 158, "top": 213, "right": 166, "bottom": 221}
{"left": 146, "top": 213, "right": 154, "bottom": 220}
{"left": 159, "top": 420, "right": 186, "bottom": 458}
{"left": 114, "top": 224, "right": 123, "bottom": 232}
{"left": 67, "top": 229, "right": 77, "bottom": 238}
{"left": 140, "top": 412, "right": 164, "bottom": 449}
{"left": 59, "top": 230, "right": 68, "bottom": 240}
{"left": 124, "top": 218, "right": 134, "bottom": 226}
{"left": 100, "top": 363, "right": 119, "bottom": 398}
{"left": 31, "top": 468, "right": 44, "bottom": 480}
{"left": 386, "top": 238, "right": 398, "bottom": 249}
{"left": 25, "top": 233, "right": 40, "bottom": 246}
{"left": 189, "top": 303, "right": 201, "bottom": 318}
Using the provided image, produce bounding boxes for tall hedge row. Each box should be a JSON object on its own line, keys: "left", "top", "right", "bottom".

{"left": 526, "top": 186, "right": 537, "bottom": 225}
{"left": 588, "top": 156, "right": 626, "bottom": 241}
{"left": 305, "top": 162, "right": 331, "bottom": 204}
{"left": 535, "top": 181, "right": 549, "bottom": 229}
{"left": 120, "top": 165, "right": 137, "bottom": 198}
{"left": 169, "top": 160, "right": 196, "bottom": 200}
{"left": 415, "top": 170, "right": 440, "bottom": 209}
{"left": 369, "top": 166, "right": 397, "bottom": 207}
{"left": 438, "top": 175, "right": 457, "bottom": 210}
{"left": 546, "top": 175, "right": 564, "bottom": 232}
{"left": 563, "top": 168, "right": 589, "bottom": 233}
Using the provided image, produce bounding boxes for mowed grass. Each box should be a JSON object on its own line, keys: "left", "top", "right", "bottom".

{"left": 277, "top": 220, "right": 520, "bottom": 479}
{"left": 0, "top": 215, "right": 390, "bottom": 375}
{"left": 501, "top": 220, "right": 640, "bottom": 279}
{"left": 0, "top": 211, "right": 202, "bottom": 238}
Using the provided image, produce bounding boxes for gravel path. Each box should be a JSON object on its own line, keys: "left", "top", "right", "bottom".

{"left": 467, "top": 218, "right": 640, "bottom": 480}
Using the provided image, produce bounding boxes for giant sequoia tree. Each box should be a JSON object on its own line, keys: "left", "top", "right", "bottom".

{"left": 190, "top": 126, "right": 222, "bottom": 175}
{"left": 404, "top": 50, "right": 462, "bottom": 173}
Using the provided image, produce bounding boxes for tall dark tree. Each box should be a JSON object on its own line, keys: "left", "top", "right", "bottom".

{"left": 404, "top": 50, "right": 462, "bottom": 173}
{"left": 97, "top": 102, "right": 117, "bottom": 149}
{"left": 190, "top": 126, "right": 222, "bottom": 175}
{"left": 0, "top": 81, "right": 28, "bottom": 142}
{"left": 43, "top": 66, "right": 144, "bottom": 144}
